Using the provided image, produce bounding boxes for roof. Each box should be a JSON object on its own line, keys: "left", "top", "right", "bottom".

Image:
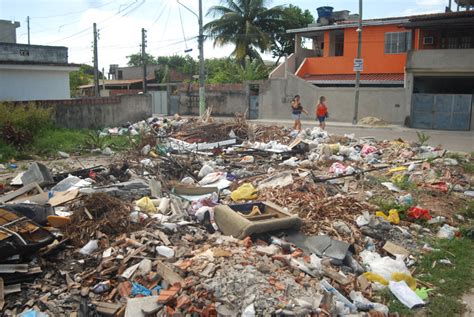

{"left": 0, "top": 60, "right": 80, "bottom": 67}
{"left": 288, "top": 10, "right": 474, "bottom": 34}
{"left": 302, "top": 73, "right": 404, "bottom": 84}
{"left": 287, "top": 16, "right": 410, "bottom": 34}
{"left": 403, "top": 10, "right": 474, "bottom": 28}
{"left": 78, "top": 78, "right": 154, "bottom": 89}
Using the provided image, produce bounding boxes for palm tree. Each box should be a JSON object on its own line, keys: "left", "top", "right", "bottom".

{"left": 204, "top": 0, "right": 286, "bottom": 63}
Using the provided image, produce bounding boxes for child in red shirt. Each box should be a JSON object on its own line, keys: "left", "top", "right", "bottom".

{"left": 316, "top": 96, "right": 328, "bottom": 130}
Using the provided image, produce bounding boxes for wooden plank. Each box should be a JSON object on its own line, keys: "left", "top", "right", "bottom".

{"left": 0, "top": 264, "right": 28, "bottom": 273}
{"left": 0, "top": 182, "right": 43, "bottom": 203}
{"left": 0, "top": 278, "right": 4, "bottom": 310}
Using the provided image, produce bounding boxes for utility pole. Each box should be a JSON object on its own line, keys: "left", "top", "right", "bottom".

{"left": 93, "top": 22, "right": 100, "bottom": 97}
{"left": 141, "top": 28, "right": 147, "bottom": 93}
{"left": 198, "top": 0, "right": 205, "bottom": 116}
{"left": 352, "top": 0, "right": 363, "bottom": 125}
{"left": 27, "top": 16, "right": 30, "bottom": 44}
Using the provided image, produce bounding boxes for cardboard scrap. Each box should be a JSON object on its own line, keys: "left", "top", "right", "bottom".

{"left": 383, "top": 241, "right": 410, "bottom": 259}
{"left": 48, "top": 189, "right": 79, "bottom": 206}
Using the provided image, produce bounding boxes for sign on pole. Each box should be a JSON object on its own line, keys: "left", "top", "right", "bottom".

{"left": 353, "top": 58, "right": 364, "bottom": 72}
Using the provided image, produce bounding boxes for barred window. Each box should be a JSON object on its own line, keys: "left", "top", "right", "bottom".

{"left": 384, "top": 32, "right": 412, "bottom": 54}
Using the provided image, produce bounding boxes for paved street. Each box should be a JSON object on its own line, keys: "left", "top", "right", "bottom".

{"left": 252, "top": 119, "right": 474, "bottom": 152}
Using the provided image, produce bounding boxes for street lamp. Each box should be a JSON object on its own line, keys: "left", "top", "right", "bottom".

{"left": 176, "top": 0, "right": 205, "bottom": 116}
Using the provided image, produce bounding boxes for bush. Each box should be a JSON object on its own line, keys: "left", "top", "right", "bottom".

{"left": 0, "top": 102, "right": 53, "bottom": 147}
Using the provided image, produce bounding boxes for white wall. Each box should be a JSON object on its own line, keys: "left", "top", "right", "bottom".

{"left": 260, "top": 74, "right": 408, "bottom": 124}
{"left": 0, "top": 66, "right": 73, "bottom": 101}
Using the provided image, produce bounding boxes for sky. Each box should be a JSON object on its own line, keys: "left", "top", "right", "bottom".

{"left": 1, "top": 0, "right": 449, "bottom": 74}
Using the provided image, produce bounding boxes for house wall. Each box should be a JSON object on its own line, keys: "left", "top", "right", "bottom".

{"left": 296, "top": 24, "right": 408, "bottom": 77}
{"left": 176, "top": 84, "right": 248, "bottom": 116}
{"left": 0, "top": 42, "right": 68, "bottom": 63}
{"left": 115, "top": 65, "right": 161, "bottom": 80}
{"left": 259, "top": 74, "right": 407, "bottom": 123}
{"left": 0, "top": 66, "right": 73, "bottom": 101}
{"left": 406, "top": 48, "right": 474, "bottom": 72}
{"left": 0, "top": 20, "right": 20, "bottom": 43}
{"left": 19, "top": 94, "right": 152, "bottom": 129}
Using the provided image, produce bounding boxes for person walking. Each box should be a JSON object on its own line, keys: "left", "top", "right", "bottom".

{"left": 291, "top": 95, "right": 307, "bottom": 131}
{"left": 316, "top": 96, "right": 329, "bottom": 130}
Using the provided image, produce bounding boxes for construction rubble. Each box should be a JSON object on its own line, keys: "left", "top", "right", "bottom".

{"left": 0, "top": 114, "right": 473, "bottom": 317}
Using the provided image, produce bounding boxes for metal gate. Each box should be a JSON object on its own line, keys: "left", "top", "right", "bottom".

{"left": 249, "top": 95, "right": 259, "bottom": 119}
{"left": 151, "top": 91, "right": 168, "bottom": 115}
{"left": 411, "top": 93, "right": 472, "bottom": 130}
{"left": 169, "top": 95, "right": 180, "bottom": 115}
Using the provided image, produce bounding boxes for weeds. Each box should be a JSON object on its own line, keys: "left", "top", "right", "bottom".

{"left": 416, "top": 131, "right": 431, "bottom": 146}
{"left": 0, "top": 102, "right": 52, "bottom": 147}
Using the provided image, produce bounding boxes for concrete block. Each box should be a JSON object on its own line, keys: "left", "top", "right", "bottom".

{"left": 21, "top": 162, "right": 53, "bottom": 187}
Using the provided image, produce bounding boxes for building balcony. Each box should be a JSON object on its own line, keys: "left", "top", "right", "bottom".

{"left": 406, "top": 48, "right": 474, "bottom": 73}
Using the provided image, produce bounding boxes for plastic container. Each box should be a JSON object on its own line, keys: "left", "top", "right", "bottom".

{"left": 317, "top": 6, "right": 334, "bottom": 18}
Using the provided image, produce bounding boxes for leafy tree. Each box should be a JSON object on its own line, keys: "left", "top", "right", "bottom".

{"left": 69, "top": 64, "right": 95, "bottom": 97}
{"left": 271, "top": 5, "right": 314, "bottom": 64}
{"left": 207, "top": 58, "right": 269, "bottom": 83}
{"left": 126, "top": 52, "right": 158, "bottom": 66}
{"left": 204, "top": 0, "right": 286, "bottom": 63}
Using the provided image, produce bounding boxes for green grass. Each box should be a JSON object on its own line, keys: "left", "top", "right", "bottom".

{"left": 30, "top": 128, "right": 88, "bottom": 155}
{"left": 385, "top": 237, "right": 474, "bottom": 316}
{"left": 462, "top": 161, "right": 474, "bottom": 173}
{"left": 0, "top": 141, "right": 23, "bottom": 162}
{"left": 0, "top": 128, "right": 135, "bottom": 162}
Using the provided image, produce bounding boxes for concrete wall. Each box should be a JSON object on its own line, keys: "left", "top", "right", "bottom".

{"left": 114, "top": 65, "right": 161, "bottom": 80}
{"left": 177, "top": 84, "right": 248, "bottom": 116}
{"left": 407, "top": 49, "right": 474, "bottom": 73}
{"left": 0, "top": 43, "right": 68, "bottom": 63}
{"left": 23, "top": 94, "right": 152, "bottom": 129}
{"left": 0, "top": 20, "right": 20, "bottom": 43}
{"left": 259, "top": 74, "right": 407, "bottom": 124}
{"left": 0, "top": 65, "right": 74, "bottom": 101}
{"left": 269, "top": 54, "right": 296, "bottom": 79}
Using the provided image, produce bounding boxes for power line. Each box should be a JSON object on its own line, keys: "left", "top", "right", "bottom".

{"left": 31, "top": 0, "right": 116, "bottom": 19}
{"left": 43, "top": 0, "right": 143, "bottom": 45}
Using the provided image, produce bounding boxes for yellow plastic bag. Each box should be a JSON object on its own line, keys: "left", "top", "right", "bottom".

{"left": 391, "top": 173, "right": 407, "bottom": 184}
{"left": 135, "top": 196, "right": 157, "bottom": 213}
{"left": 230, "top": 183, "right": 257, "bottom": 201}
{"left": 387, "top": 209, "right": 400, "bottom": 224}
{"left": 391, "top": 272, "right": 417, "bottom": 290}
{"left": 375, "top": 209, "right": 400, "bottom": 224}
{"left": 363, "top": 272, "right": 388, "bottom": 286}
{"left": 387, "top": 166, "right": 408, "bottom": 174}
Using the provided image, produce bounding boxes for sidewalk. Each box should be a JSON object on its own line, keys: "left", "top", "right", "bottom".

{"left": 251, "top": 119, "right": 474, "bottom": 152}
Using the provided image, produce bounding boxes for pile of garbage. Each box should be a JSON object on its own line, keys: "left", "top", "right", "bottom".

{"left": 0, "top": 114, "right": 472, "bottom": 316}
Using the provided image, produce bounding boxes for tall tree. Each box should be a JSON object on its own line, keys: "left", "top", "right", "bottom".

{"left": 126, "top": 52, "right": 158, "bottom": 67}
{"left": 204, "top": 0, "right": 286, "bottom": 63}
{"left": 270, "top": 5, "right": 314, "bottom": 64}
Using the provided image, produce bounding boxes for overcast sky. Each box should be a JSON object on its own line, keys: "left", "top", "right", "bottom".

{"left": 1, "top": 0, "right": 448, "bottom": 73}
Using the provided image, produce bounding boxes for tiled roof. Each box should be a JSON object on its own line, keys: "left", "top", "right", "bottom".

{"left": 302, "top": 73, "right": 404, "bottom": 83}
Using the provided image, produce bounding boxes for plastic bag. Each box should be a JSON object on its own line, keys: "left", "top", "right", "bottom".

{"left": 230, "top": 183, "right": 257, "bottom": 201}
{"left": 135, "top": 196, "right": 157, "bottom": 213}
{"left": 392, "top": 272, "right": 417, "bottom": 290}
{"left": 363, "top": 272, "right": 388, "bottom": 286}
{"left": 375, "top": 209, "right": 400, "bottom": 224}
{"left": 407, "top": 206, "right": 432, "bottom": 220}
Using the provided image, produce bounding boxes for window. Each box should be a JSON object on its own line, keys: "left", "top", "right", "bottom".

{"left": 384, "top": 32, "right": 412, "bottom": 54}
{"left": 329, "top": 30, "right": 344, "bottom": 56}
{"left": 118, "top": 70, "right": 123, "bottom": 80}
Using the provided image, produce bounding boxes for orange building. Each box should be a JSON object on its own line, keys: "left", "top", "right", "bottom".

{"left": 265, "top": 10, "right": 474, "bottom": 130}
{"left": 287, "top": 16, "right": 412, "bottom": 87}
